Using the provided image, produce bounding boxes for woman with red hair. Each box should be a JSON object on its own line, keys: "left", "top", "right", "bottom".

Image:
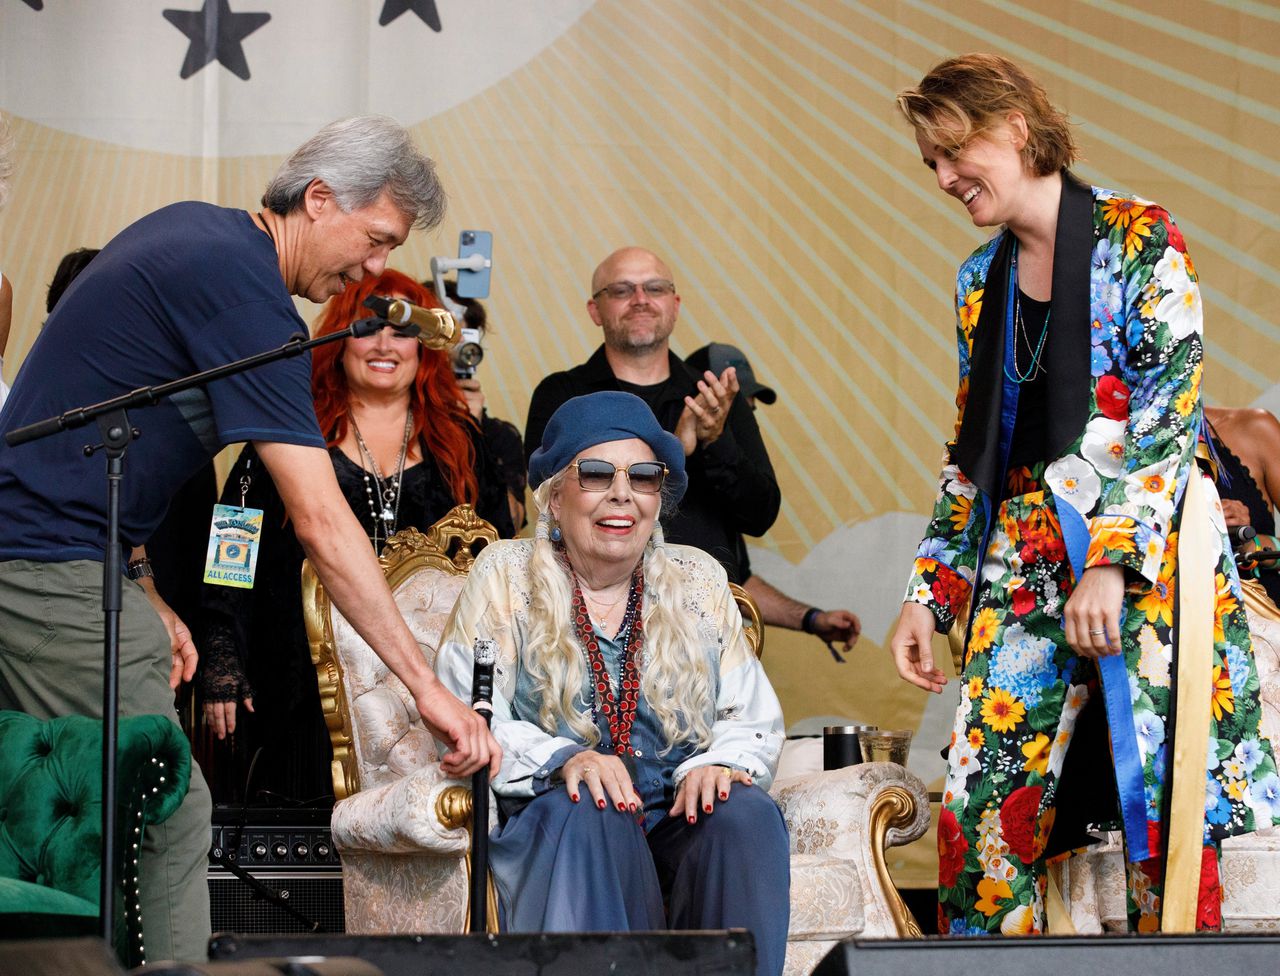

{"left": 198, "top": 268, "right": 513, "bottom": 804}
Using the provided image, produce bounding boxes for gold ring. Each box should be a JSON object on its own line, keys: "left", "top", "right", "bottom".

{"left": 717, "top": 765, "right": 733, "bottom": 777}
{"left": 1089, "top": 629, "right": 1106, "bottom": 636}
{"left": 582, "top": 766, "right": 597, "bottom": 775}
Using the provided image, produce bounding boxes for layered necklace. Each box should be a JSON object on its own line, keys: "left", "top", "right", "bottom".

{"left": 567, "top": 563, "right": 645, "bottom": 756}
{"left": 349, "top": 408, "right": 413, "bottom": 553}
{"left": 1004, "top": 241, "right": 1052, "bottom": 384}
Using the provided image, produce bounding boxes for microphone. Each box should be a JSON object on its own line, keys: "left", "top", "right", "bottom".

{"left": 471, "top": 638, "right": 496, "bottom": 716}
{"left": 1229, "top": 524, "right": 1257, "bottom": 548}
{"left": 361, "top": 295, "right": 457, "bottom": 349}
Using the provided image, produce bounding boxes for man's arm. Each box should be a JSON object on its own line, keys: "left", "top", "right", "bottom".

{"left": 1237, "top": 409, "right": 1280, "bottom": 564}
{"left": 254, "top": 440, "right": 499, "bottom": 776}
{"left": 128, "top": 544, "right": 198, "bottom": 690}
{"left": 742, "top": 573, "right": 860, "bottom": 651}
{"left": 693, "top": 393, "right": 782, "bottom": 537}
{"left": 0, "top": 273, "right": 11, "bottom": 360}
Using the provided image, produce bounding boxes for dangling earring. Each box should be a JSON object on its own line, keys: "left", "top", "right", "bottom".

{"left": 550, "top": 523, "right": 563, "bottom": 543}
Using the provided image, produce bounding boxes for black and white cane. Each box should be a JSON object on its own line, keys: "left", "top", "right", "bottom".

{"left": 468, "top": 637, "right": 497, "bottom": 933}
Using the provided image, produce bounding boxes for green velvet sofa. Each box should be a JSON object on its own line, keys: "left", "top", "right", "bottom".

{"left": 0, "top": 711, "right": 191, "bottom": 967}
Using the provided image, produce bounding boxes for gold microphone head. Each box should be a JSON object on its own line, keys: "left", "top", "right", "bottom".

{"left": 423, "top": 307, "right": 458, "bottom": 349}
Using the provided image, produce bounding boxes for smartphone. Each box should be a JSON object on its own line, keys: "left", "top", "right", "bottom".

{"left": 455, "top": 230, "right": 493, "bottom": 299}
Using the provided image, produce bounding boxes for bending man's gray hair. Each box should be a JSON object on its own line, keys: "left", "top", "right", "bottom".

{"left": 0, "top": 113, "right": 14, "bottom": 211}
{"left": 261, "top": 115, "right": 446, "bottom": 230}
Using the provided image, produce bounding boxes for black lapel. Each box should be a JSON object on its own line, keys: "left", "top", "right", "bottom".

{"left": 1044, "top": 171, "right": 1094, "bottom": 460}
{"left": 951, "top": 172, "right": 1094, "bottom": 499}
{"left": 952, "top": 230, "right": 1014, "bottom": 501}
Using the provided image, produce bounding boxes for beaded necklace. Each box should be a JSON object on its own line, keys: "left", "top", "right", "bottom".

{"left": 1004, "top": 242, "right": 1052, "bottom": 384}
{"left": 568, "top": 564, "right": 645, "bottom": 755}
{"left": 349, "top": 409, "right": 412, "bottom": 552}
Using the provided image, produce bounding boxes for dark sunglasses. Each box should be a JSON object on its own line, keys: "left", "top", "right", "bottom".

{"left": 573, "top": 459, "right": 668, "bottom": 494}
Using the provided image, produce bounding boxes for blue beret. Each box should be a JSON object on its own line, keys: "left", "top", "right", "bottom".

{"left": 529, "top": 391, "right": 687, "bottom": 504}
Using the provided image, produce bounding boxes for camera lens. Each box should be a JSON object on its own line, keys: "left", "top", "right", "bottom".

{"left": 454, "top": 342, "right": 483, "bottom": 369}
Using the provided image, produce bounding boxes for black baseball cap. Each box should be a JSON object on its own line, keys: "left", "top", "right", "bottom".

{"left": 684, "top": 342, "right": 777, "bottom": 405}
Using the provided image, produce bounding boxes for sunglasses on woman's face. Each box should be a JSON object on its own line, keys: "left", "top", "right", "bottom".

{"left": 573, "top": 459, "right": 668, "bottom": 494}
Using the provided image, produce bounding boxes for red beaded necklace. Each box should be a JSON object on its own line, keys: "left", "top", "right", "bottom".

{"left": 569, "top": 565, "right": 645, "bottom": 755}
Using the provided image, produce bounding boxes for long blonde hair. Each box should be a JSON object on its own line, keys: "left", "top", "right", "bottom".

{"left": 522, "top": 476, "right": 714, "bottom": 752}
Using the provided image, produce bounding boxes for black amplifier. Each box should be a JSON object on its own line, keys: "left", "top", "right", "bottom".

{"left": 209, "top": 805, "right": 340, "bottom": 869}
{"left": 208, "top": 806, "right": 345, "bottom": 934}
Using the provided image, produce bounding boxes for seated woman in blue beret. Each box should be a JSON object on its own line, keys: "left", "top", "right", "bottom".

{"left": 436, "top": 390, "right": 790, "bottom": 976}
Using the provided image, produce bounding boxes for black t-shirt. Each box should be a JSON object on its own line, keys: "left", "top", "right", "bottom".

{"left": 0, "top": 202, "right": 324, "bottom": 561}
{"left": 1006, "top": 291, "right": 1051, "bottom": 473}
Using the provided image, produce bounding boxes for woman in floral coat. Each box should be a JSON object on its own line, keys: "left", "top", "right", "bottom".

{"left": 888, "top": 54, "right": 1280, "bottom": 936}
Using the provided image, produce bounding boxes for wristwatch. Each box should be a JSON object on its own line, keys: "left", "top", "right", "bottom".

{"left": 126, "top": 557, "right": 154, "bottom": 581}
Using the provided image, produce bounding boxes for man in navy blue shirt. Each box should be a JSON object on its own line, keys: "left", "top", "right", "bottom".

{"left": 0, "top": 116, "right": 499, "bottom": 961}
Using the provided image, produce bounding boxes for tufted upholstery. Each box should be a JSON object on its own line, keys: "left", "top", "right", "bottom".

{"left": 0, "top": 711, "right": 191, "bottom": 966}
{"left": 304, "top": 508, "right": 931, "bottom": 973}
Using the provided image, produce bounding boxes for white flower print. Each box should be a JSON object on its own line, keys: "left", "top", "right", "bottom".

{"left": 1081, "top": 416, "right": 1126, "bottom": 479}
{"left": 1123, "top": 460, "right": 1177, "bottom": 522}
{"left": 1136, "top": 624, "right": 1172, "bottom": 688}
{"left": 1154, "top": 280, "right": 1203, "bottom": 340}
{"left": 1153, "top": 245, "right": 1191, "bottom": 293}
{"left": 1046, "top": 454, "right": 1101, "bottom": 512}
{"left": 943, "top": 464, "right": 978, "bottom": 500}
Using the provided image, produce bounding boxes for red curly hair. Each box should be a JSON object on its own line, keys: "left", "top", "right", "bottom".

{"left": 311, "top": 268, "right": 478, "bottom": 506}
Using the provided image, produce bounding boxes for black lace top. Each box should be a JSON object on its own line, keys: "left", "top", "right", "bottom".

{"left": 197, "top": 432, "right": 513, "bottom": 803}
{"left": 1208, "top": 424, "right": 1280, "bottom": 607}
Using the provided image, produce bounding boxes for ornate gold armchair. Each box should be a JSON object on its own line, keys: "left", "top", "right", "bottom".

{"left": 303, "top": 505, "right": 497, "bottom": 934}
{"left": 304, "top": 515, "right": 929, "bottom": 974}
{"left": 726, "top": 585, "right": 930, "bottom": 974}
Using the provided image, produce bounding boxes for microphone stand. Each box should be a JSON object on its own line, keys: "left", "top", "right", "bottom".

{"left": 4, "top": 315, "right": 392, "bottom": 949}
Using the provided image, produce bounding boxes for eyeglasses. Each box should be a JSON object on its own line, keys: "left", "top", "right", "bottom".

{"left": 573, "top": 459, "right": 668, "bottom": 494}
{"left": 591, "top": 279, "right": 677, "bottom": 301}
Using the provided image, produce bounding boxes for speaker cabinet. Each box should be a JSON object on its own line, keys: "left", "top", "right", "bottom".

{"left": 209, "top": 806, "right": 344, "bottom": 935}
{"left": 209, "top": 930, "right": 756, "bottom": 975}
{"left": 812, "top": 933, "right": 1280, "bottom": 976}
{"left": 208, "top": 868, "right": 344, "bottom": 935}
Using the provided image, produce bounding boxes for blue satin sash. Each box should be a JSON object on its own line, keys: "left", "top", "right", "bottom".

{"left": 992, "top": 242, "right": 1150, "bottom": 862}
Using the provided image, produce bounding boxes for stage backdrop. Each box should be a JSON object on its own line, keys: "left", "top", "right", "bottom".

{"left": 2, "top": 1, "right": 1278, "bottom": 886}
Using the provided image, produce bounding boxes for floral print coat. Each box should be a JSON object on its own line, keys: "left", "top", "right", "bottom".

{"left": 905, "top": 174, "right": 1280, "bottom": 853}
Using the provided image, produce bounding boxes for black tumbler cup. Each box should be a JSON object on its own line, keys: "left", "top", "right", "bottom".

{"left": 823, "top": 725, "right": 874, "bottom": 770}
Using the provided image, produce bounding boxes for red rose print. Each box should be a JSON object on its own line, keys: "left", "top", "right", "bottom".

{"left": 1196, "top": 845, "right": 1222, "bottom": 931}
{"left": 1145, "top": 819, "right": 1164, "bottom": 862}
{"left": 1096, "top": 375, "right": 1131, "bottom": 421}
{"left": 1012, "top": 587, "right": 1036, "bottom": 618}
{"left": 1000, "top": 785, "right": 1043, "bottom": 863}
{"left": 937, "top": 807, "right": 968, "bottom": 889}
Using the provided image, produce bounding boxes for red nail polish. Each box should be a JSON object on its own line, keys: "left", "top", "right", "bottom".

{"left": 687, "top": 815, "right": 696, "bottom": 824}
{"left": 704, "top": 804, "right": 712, "bottom": 813}
{"left": 597, "top": 799, "right": 606, "bottom": 809}
{"left": 570, "top": 793, "right": 579, "bottom": 803}
{"left": 617, "top": 802, "right": 626, "bottom": 811}
{"left": 719, "top": 792, "right": 728, "bottom": 800}
{"left": 629, "top": 803, "right": 637, "bottom": 812}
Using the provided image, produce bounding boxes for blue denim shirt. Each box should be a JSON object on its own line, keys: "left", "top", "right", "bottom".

{"left": 512, "top": 625, "right": 706, "bottom": 832}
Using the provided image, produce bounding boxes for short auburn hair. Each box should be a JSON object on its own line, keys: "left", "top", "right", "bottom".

{"left": 896, "top": 53, "right": 1077, "bottom": 177}
{"left": 311, "top": 268, "right": 478, "bottom": 506}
